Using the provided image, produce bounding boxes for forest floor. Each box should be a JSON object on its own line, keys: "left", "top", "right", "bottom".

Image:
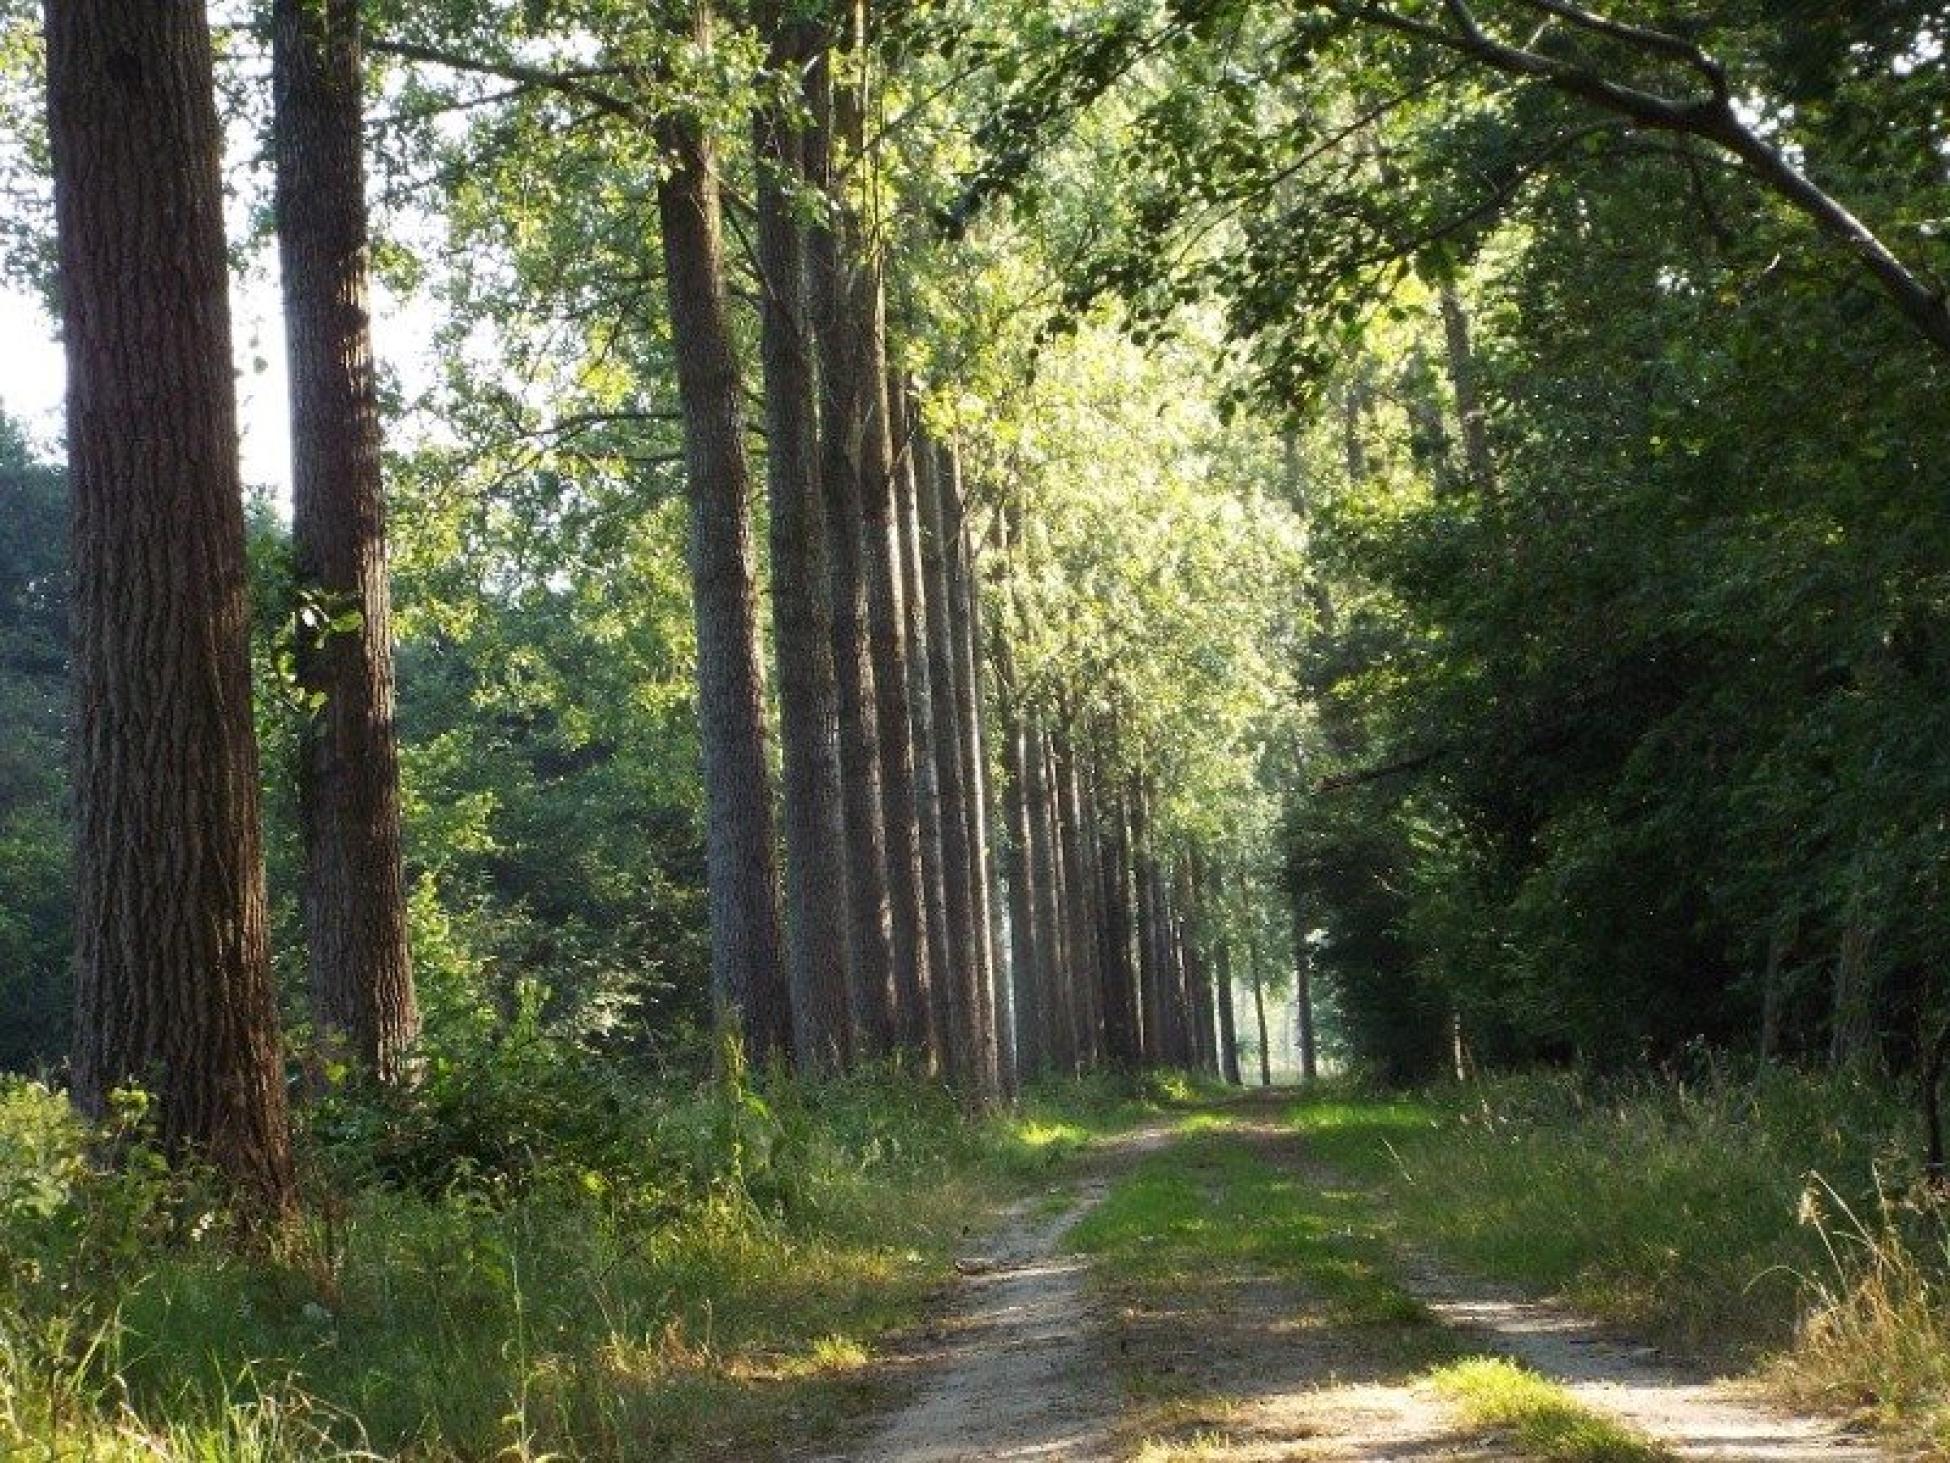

{"left": 816, "top": 1091, "right": 1892, "bottom": 1463}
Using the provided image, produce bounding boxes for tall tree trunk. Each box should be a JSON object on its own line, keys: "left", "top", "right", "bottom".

{"left": 1131, "top": 778, "right": 1166, "bottom": 1068}
{"left": 1212, "top": 891, "right": 1241, "bottom": 1085}
{"left": 754, "top": 9, "right": 850, "bottom": 1071}
{"left": 654, "top": 27, "right": 790, "bottom": 1063}
{"left": 1057, "top": 739, "right": 1101, "bottom": 1069}
{"left": 1027, "top": 719, "right": 1074, "bottom": 1074}
{"left": 804, "top": 33, "right": 895, "bottom": 1055}
{"left": 1042, "top": 730, "right": 1077, "bottom": 1066}
{"left": 1249, "top": 940, "right": 1272, "bottom": 1087}
{"left": 50, "top": 0, "right": 295, "bottom": 1210}
{"left": 915, "top": 418, "right": 990, "bottom": 1096}
{"left": 994, "top": 511, "right": 1043, "bottom": 1081}
{"left": 864, "top": 352, "right": 935, "bottom": 1057}
{"left": 1294, "top": 901, "right": 1318, "bottom": 1081}
{"left": 890, "top": 381, "right": 950, "bottom": 1063}
{"left": 1094, "top": 774, "right": 1141, "bottom": 1068}
{"left": 274, "top": 0, "right": 418, "bottom": 1085}
{"left": 1439, "top": 286, "right": 1495, "bottom": 497}
{"left": 943, "top": 446, "right": 1002, "bottom": 1094}
{"left": 816, "top": 0, "right": 928, "bottom": 1052}
{"left": 1183, "top": 859, "right": 1216, "bottom": 1073}
{"left": 1168, "top": 862, "right": 1199, "bottom": 1069}
{"left": 1000, "top": 707, "right": 1042, "bottom": 1080}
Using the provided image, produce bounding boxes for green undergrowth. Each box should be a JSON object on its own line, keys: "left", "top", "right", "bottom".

{"left": 1290, "top": 1069, "right": 1950, "bottom": 1451}
{"left": 1430, "top": 1358, "right": 1674, "bottom": 1462}
{"left": 0, "top": 1058, "right": 1165, "bottom": 1460}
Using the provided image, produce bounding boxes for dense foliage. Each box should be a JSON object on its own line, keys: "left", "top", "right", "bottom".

{"left": 1, "top": 0, "right": 1947, "bottom": 1450}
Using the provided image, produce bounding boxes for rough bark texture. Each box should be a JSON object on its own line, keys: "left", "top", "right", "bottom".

{"left": 890, "top": 387, "right": 951, "bottom": 1063}
{"left": 654, "top": 55, "right": 791, "bottom": 1064}
{"left": 754, "top": 10, "right": 850, "bottom": 1071}
{"left": 915, "top": 421, "right": 989, "bottom": 1096}
{"left": 50, "top": 0, "right": 295, "bottom": 1210}
{"left": 273, "top": 0, "right": 418, "bottom": 1082}
{"left": 804, "top": 38, "right": 896, "bottom": 1056}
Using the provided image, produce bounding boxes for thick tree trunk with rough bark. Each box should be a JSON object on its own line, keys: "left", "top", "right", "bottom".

{"left": 754, "top": 9, "right": 850, "bottom": 1071}
{"left": 804, "top": 37, "right": 895, "bottom": 1056}
{"left": 273, "top": 0, "right": 418, "bottom": 1084}
{"left": 654, "top": 50, "right": 791, "bottom": 1064}
{"left": 890, "top": 383, "right": 950, "bottom": 1063}
{"left": 50, "top": 0, "right": 295, "bottom": 1210}
{"left": 805, "top": 8, "right": 924, "bottom": 1053}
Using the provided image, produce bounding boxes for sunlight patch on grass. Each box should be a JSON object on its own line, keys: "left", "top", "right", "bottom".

{"left": 1012, "top": 1118, "right": 1094, "bottom": 1152}
{"left": 1068, "top": 1116, "right": 1445, "bottom": 1342}
{"left": 1430, "top": 1357, "right": 1676, "bottom": 1462}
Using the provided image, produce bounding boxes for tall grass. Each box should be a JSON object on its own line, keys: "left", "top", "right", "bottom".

{"left": 0, "top": 1063, "right": 1149, "bottom": 1460}
{"left": 1774, "top": 1171, "right": 1950, "bottom": 1451}
{"left": 1291, "top": 1067, "right": 1950, "bottom": 1449}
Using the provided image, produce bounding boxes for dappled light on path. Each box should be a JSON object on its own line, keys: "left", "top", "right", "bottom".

{"left": 820, "top": 1123, "right": 1176, "bottom": 1462}
{"left": 1417, "top": 1290, "right": 1884, "bottom": 1461}
{"left": 825, "top": 1095, "right": 1895, "bottom": 1463}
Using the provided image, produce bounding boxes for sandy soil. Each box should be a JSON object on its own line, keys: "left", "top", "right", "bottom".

{"left": 814, "top": 1123, "right": 1174, "bottom": 1463}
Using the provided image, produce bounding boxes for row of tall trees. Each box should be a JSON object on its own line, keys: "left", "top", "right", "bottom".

{"left": 953, "top": 0, "right": 1950, "bottom": 1097}
{"left": 17, "top": 0, "right": 1311, "bottom": 1210}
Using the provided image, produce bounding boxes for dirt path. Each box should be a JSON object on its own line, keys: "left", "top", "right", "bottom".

{"left": 1410, "top": 1278, "right": 1886, "bottom": 1461}
{"left": 816, "top": 1123, "right": 1172, "bottom": 1463}
{"left": 823, "top": 1099, "right": 1893, "bottom": 1463}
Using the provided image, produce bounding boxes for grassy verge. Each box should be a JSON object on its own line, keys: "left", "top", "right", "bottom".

{"left": 1430, "top": 1358, "right": 1675, "bottom": 1463}
{"left": 1068, "top": 1110, "right": 1436, "bottom": 1332}
{"left": 1067, "top": 1104, "right": 1459, "bottom": 1458}
{"left": 1288, "top": 1070, "right": 1950, "bottom": 1451}
{"left": 0, "top": 1066, "right": 1159, "bottom": 1460}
